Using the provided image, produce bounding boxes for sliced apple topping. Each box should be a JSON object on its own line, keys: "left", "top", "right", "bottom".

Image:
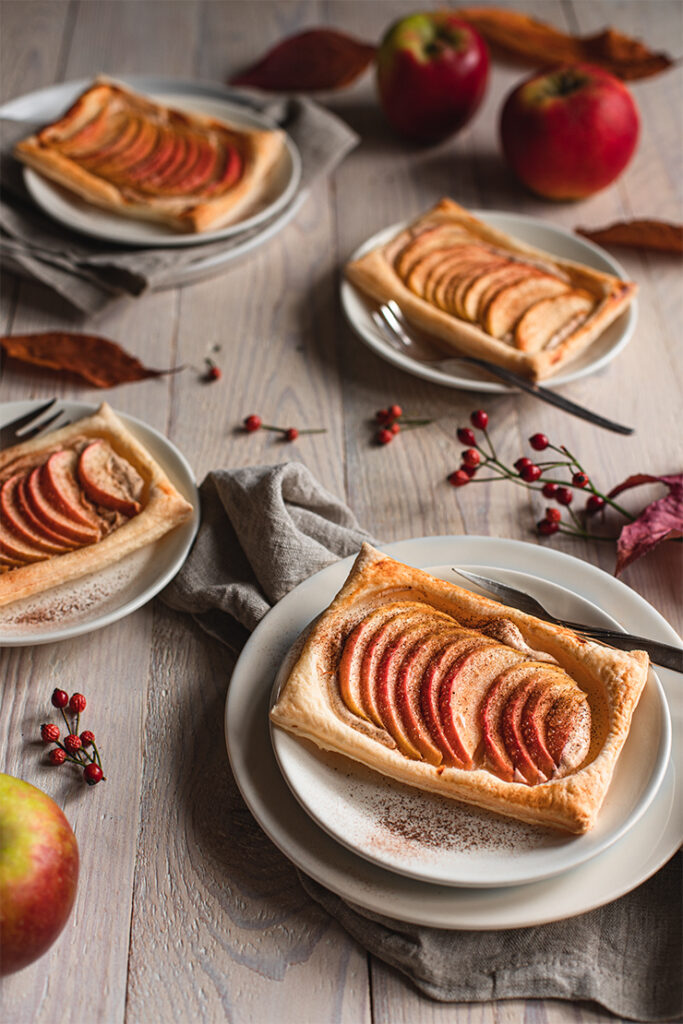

{"left": 0, "top": 475, "right": 73, "bottom": 555}
{"left": 514, "top": 290, "right": 595, "bottom": 353}
{"left": 483, "top": 275, "right": 569, "bottom": 339}
{"left": 26, "top": 466, "right": 100, "bottom": 546}
{"left": 77, "top": 440, "right": 143, "bottom": 516}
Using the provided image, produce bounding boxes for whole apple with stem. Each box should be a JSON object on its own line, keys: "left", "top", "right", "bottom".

{"left": 376, "top": 11, "right": 489, "bottom": 144}
{"left": 500, "top": 64, "right": 640, "bottom": 199}
{"left": 0, "top": 774, "right": 79, "bottom": 974}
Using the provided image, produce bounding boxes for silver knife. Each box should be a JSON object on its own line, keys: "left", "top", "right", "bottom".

{"left": 452, "top": 568, "right": 683, "bottom": 672}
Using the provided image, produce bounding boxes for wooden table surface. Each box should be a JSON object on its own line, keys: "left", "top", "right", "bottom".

{"left": 1, "top": 2, "right": 681, "bottom": 1022}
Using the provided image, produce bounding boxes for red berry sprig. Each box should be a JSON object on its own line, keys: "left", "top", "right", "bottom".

{"left": 448, "top": 411, "right": 637, "bottom": 542}
{"left": 373, "top": 404, "right": 432, "bottom": 445}
{"left": 41, "top": 690, "right": 105, "bottom": 786}
{"left": 242, "top": 415, "right": 326, "bottom": 441}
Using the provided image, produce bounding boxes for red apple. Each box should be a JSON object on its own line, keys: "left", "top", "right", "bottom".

{"left": 376, "top": 11, "right": 489, "bottom": 143}
{"left": 0, "top": 775, "right": 79, "bottom": 975}
{"left": 500, "top": 64, "right": 640, "bottom": 199}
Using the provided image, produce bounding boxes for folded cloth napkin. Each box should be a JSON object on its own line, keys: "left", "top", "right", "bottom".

{"left": 161, "top": 463, "right": 682, "bottom": 1023}
{"left": 0, "top": 95, "right": 358, "bottom": 314}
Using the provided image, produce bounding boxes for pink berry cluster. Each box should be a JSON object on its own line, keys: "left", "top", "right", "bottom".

{"left": 242, "top": 415, "right": 326, "bottom": 443}
{"left": 374, "top": 404, "right": 432, "bottom": 445}
{"left": 40, "top": 689, "right": 105, "bottom": 786}
{"left": 448, "top": 410, "right": 630, "bottom": 540}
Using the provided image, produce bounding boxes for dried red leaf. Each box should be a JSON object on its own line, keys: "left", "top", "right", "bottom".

{"left": 576, "top": 220, "right": 683, "bottom": 254}
{"left": 455, "top": 8, "right": 674, "bottom": 80}
{"left": 607, "top": 474, "right": 683, "bottom": 574}
{"left": 229, "top": 28, "right": 376, "bottom": 91}
{"left": 0, "top": 332, "right": 179, "bottom": 389}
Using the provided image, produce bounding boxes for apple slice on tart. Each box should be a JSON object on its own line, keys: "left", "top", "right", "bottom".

{"left": 14, "top": 78, "right": 286, "bottom": 233}
{"left": 270, "top": 544, "right": 649, "bottom": 833}
{"left": 345, "top": 198, "right": 637, "bottom": 380}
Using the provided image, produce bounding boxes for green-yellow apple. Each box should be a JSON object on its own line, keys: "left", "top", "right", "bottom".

{"left": 376, "top": 11, "right": 489, "bottom": 143}
{"left": 0, "top": 774, "right": 79, "bottom": 975}
{"left": 500, "top": 64, "right": 640, "bottom": 199}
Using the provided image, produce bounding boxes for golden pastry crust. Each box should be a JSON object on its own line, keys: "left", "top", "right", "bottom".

{"left": 14, "top": 79, "right": 286, "bottom": 233}
{"left": 0, "top": 403, "right": 193, "bottom": 607}
{"left": 270, "top": 544, "right": 649, "bottom": 833}
{"left": 345, "top": 199, "right": 637, "bottom": 381}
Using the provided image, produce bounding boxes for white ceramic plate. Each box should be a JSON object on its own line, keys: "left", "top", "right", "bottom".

{"left": 19, "top": 81, "right": 301, "bottom": 248}
{"left": 225, "top": 537, "right": 682, "bottom": 929}
{"left": 0, "top": 400, "right": 199, "bottom": 645}
{"left": 341, "top": 214, "right": 637, "bottom": 393}
{"left": 270, "top": 565, "right": 670, "bottom": 888}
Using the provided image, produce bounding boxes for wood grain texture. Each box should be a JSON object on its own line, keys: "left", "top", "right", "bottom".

{"left": 0, "top": 2, "right": 680, "bottom": 1023}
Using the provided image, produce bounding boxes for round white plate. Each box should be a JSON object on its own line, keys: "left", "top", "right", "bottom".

{"left": 20, "top": 80, "right": 301, "bottom": 248}
{"left": 225, "top": 536, "right": 682, "bottom": 929}
{"left": 341, "top": 213, "right": 637, "bottom": 393}
{"left": 270, "top": 565, "right": 670, "bottom": 888}
{"left": 0, "top": 400, "right": 199, "bottom": 646}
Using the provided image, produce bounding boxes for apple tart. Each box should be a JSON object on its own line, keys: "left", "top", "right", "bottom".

{"left": 270, "top": 544, "right": 649, "bottom": 833}
{"left": 14, "top": 79, "right": 286, "bottom": 233}
{"left": 345, "top": 199, "right": 637, "bottom": 380}
{"left": 0, "top": 403, "right": 193, "bottom": 607}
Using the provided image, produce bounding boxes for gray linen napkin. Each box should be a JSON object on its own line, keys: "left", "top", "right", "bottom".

{"left": 161, "top": 463, "right": 682, "bottom": 1022}
{"left": 0, "top": 96, "right": 358, "bottom": 314}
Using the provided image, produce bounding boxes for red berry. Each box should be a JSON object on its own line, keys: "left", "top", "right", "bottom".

{"left": 376, "top": 428, "right": 393, "bottom": 445}
{"left": 542, "top": 482, "right": 558, "bottom": 499}
{"left": 376, "top": 408, "right": 390, "bottom": 424}
{"left": 51, "top": 688, "right": 69, "bottom": 709}
{"left": 388, "top": 404, "right": 402, "bottom": 420}
{"left": 65, "top": 734, "right": 82, "bottom": 754}
{"left": 448, "top": 469, "right": 470, "bottom": 487}
{"left": 515, "top": 457, "right": 532, "bottom": 472}
{"left": 390, "top": 422, "right": 401, "bottom": 435}
{"left": 470, "top": 410, "right": 489, "bottom": 430}
{"left": 457, "top": 427, "right": 476, "bottom": 446}
{"left": 69, "top": 693, "right": 86, "bottom": 714}
{"left": 572, "top": 472, "right": 589, "bottom": 488}
{"left": 586, "top": 494, "right": 606, "bottom": 515}
{"left": 80, "top": 730, "right": 95, "bottom": 747}
{"left": 243, "top": 415, "right": 262, "bottom": 433}
{"left": 461, "top": 463, "right": 478, "bottom": 478}
{"left": 537, "top": 519, "right": 559, "bottom": 536}
{"left": 285, "top": 427, "right": 299, "bottom": 442}
{"left": 529, "top": 433, "right": 549, "bottom": 451}
{"left": 546, "top": 507, "right": 562, "bottom": 523}
{"left": 49, "top": 748, "right": 67, "bottom": 766}
{"left": 207, "top": 365, "right": 222, "bottom": 381}
{"left": 40, "top": 723, "right": 60, "bottom": 744}
{"left": 520, "top": 463, "right": 542, "bottom": 483}
{"left": 462, "top": 448, "right": 480, "bottom": 468}
{"left": 557, "top": 487, "right": 573, "bottom": 505}
{"left": 84, "top": 763, "right": 103, "bottom": 786}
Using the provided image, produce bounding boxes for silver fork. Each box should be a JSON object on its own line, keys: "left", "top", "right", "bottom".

{"left": 452, "top": 567, "right": 683, "bottom": 671}
{"left": 372, "top": 301, "right": 634, "bottom": 436}
{"left": 0, "top": 399, "right": 71, "bottom": 450}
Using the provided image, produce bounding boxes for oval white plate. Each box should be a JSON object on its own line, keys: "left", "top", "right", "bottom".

{"left": 270, "top": 564, "right": 670, "bottom": 888}
{"left": 0, "top": 400, "right": 199, "bottom": 645}
{"left": 225, "top": 536, "right": 682, "bottom": 929}
{"left": 14, "top": 77, "right": 301, "bottom": 248}
{"left": 341, "top": 213, "right": 637, "bottom": 393}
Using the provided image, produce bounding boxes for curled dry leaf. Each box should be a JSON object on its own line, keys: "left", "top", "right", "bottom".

{"left": 607, "top": 474, "right": 683, "bottom": 575}
{"left": 576, "top": 220, "right": 683, "bottom": 254}
{"left": 229, "top": 28, "right": 376, "bottom": 92}
{"left": 0, "top": 332, "right": 181, "bottom": 388}
{"left": 455, "top": 7, "right": 674, "bottom": 80}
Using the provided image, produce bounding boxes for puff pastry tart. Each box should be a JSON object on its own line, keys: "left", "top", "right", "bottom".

{"left": 14, "top": 79, "right": 286, "bottom": 233}
{"left": 0, "top": 403, "right": 193, "bottom": 607}
{"left": 270, "top": 544, "right": 649, "bottom": 833}
{"left": 345, "top": 199, "right": 637, "bottom": 381}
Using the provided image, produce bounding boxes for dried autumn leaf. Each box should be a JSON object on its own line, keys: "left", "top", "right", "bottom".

{"left": 576, "top": 220, "right": 683, "bottom": 254}
{"left": 607, "top": 474, "right": 683, "bottom": 575}
{"left": 455, "top": 8, "right": 674, "bottom": 80}
{"left": 0, "top": 332, "right": 179, "bottom": 389}
{"left": 229, "top": 28, "right": 376, "bottom": 91}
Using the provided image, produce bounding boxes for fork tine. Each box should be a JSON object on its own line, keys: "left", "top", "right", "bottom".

{"left": 18, "top": 411, "right": 70, "bottom": 441}
{"left": 3, "top": 398, "right": 57, "bottom": 436}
